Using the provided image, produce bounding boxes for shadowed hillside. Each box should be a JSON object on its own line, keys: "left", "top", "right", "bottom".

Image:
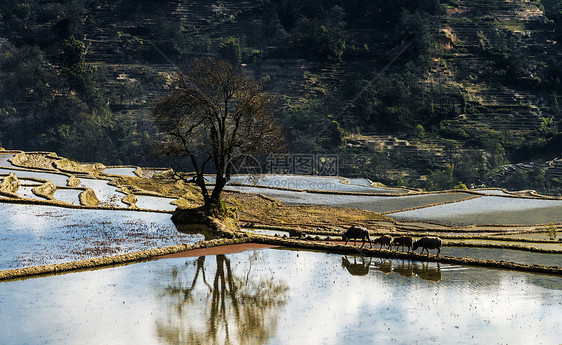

{"left": 0, "top": 0, "right": 561, "bottom": 193}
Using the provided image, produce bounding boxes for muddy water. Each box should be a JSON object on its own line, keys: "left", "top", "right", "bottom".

{"left": 0, "top": 249, "right": 559, "bottom": 344}
{"left": 0, "top": 203, "right": 201, "bottom": 269}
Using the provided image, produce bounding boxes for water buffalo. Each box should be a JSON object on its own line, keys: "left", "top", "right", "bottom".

{"left": 392, "top": 236, "right": 413, "bottom": 252}
{"left": 342, "top": 225, "right": 372, "bottom": 248}
{"left": 413, "top": 236, "right": 442, "bottom": 256}
{"left": 373, "top": 235, "right": 392, "bottom": 249}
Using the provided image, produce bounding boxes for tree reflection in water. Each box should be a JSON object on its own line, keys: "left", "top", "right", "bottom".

{"left": 156, "top": 253, "right": 289, "bottom": 345}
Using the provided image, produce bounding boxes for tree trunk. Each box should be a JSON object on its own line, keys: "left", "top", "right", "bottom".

{"left": 210, "top": 174, "right": 227, "bottom": 205}
{"left": 194, "top": 173, "right": 211, "bottom": 205}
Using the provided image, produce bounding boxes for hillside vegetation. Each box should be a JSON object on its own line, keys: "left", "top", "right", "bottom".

{"left": 0, "top": 0, "right": 561, "bottom": 193}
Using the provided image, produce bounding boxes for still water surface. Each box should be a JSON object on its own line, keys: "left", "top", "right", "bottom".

{"left": 102, "top": 167, "right": 137, "bottom": 177}
{"left": 0, "top": 249, "right": 559, "bottom": 344}
{"left": 0, "top": 203, "right": 202, "bottom": 269}
{"left": 392, "top": 196, "right": 562, "bottom": 225}
{"left": 227, "top": 185, "right": 473, "bottom": 213}
{"left": 223, "top": 174, "right": 406, "bottom": 193}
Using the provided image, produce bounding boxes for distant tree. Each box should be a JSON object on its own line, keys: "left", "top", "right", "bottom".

{"left": 153, "top": 58, "right": 286, "bottom": 206}
{"left": 218, "top": 37, "right": 242, "bottom": 64}
{"left": 60, "top": 35, "right": 88, "bottom": 67}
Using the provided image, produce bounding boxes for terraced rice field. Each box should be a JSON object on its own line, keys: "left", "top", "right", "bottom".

{"left": 0, "top": 203, "right": 202, "bottom": 270}
{"left": 227, "top": 185, "right": 474, "bottom": 213}
{"left": 1, "top": 249, "right": 559, "bottom": 344}
{"left": 392, "top": 196, "right": 562, "bottom": 225}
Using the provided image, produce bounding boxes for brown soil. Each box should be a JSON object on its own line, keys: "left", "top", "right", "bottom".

{"left": 225, "top": 192, "right": 391, "bottom": 230}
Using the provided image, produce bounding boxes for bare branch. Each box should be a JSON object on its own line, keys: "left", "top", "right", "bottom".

{"left": 152, "top": 58, "right": 286, "bottom": 205}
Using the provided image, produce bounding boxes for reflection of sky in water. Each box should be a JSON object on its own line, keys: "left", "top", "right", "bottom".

{"left": 227, "top": 185, "right": 473, "bottom": 213}
{"left": 52, "top": 189, "right": 82, "bottom": 205}
{"left": 210, "top": 174, "right": 407, "bottom": 193}
{"left": 0, "top": 153, "right": 14, "bottom": 167}
{"left": 0, "top": 168, "right": 69, "bottom": 186}
{"left": 103, "top": 167, "right": 137, "bottom": 177}
{"left": 441, "top": 246, "right": 562, "bottom": 267}
{"left": 346, "top": 178, "right": 372, "bottom": 187}
{"left": 79, "top": 178, "right": 127, "bottom": 207}
{"left": 0, "top": 203, "right": 200, "bottom": 269}
{"left": 392, "top": 196, "right": 562, "bottom": 225}
{"left": 472, "top": 189, "right": 511, "bottom": 195}
{"left": 1, "top": 249, "right": 559, "bottom": 344}
{"left": 135, "top": 195, "right": 176, "bottom": 211}
{"left": 14, "top": 186, "right": 46, "bottom": 200}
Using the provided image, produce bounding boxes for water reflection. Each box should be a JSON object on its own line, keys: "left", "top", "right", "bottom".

{"left": 0, "top": 203, "right": 202, "bottom": 269}
{"left": 0, "top": 250, "right": 560, "bottom": 344}
{"left": 341, "top": 256, "right": 443, "bottom": 282}
{"left": 341, "top": 256, "right": 372, "bottom": 276}
{"left": 393, "top": 260, "right": 414, "bottom": 278}
{"left": 412, "top": 261, "right": 442, "bottom": 282}
{"left": 156, "top": 253, "right": 289, "bottom": 345}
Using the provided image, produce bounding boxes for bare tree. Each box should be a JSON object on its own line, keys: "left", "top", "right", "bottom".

{"left": 153, "top": 58, "right": 285, "bottom": 206}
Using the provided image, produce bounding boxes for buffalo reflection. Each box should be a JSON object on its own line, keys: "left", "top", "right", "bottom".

{"left": 156, "top": 253, "right": 289, "bottom": 345}
{"left": 342, "top": 256, "right": 372, "bottom": 276}
{"left": 341, "top": 256, "right": 442, "bottom": 282}
{"left": 373, "top": 258, "right": 392, "bottom": 275}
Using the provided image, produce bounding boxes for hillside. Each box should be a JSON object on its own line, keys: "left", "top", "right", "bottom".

{"left": 0, "top": 0, "right": 561, "bottom": 193}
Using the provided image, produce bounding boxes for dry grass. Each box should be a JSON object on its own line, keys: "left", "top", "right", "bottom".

{"left": 224, "top": 192, "right": 390, "bottom": 230}
{"left": 54, "top": 158, "right": 105, "bottom": 174}
{"left": 10, "top": 152, "right": 58, "bottom": 170}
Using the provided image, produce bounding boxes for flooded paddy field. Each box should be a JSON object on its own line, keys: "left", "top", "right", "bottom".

{"left": 14, "top": 186, "right": 46, "bottom": 200}
{"left": 78, "top": 178, "right": 127, "bottom": 207}
{"left": 448, "top": 238, "right": 562, "bottom": 251}
{"left": 0, "top": 153, "right": 15, "bottom": 167}
{"left": 0, "top": 168, "right": 69, "bottom": 186}
{"left": 472, "top": 189, "right": 512, "bottom": 196}
{"left": 241, "top": 228, "right": 561, "bottom": 267}
{"left": 0, "top": 203, "right": 202, "bottom": 270}
{"left": 102, "top": 167, "right": 137, "bottom": 177}
{"left": 500, "top": 233, "right": 559, "bottom": 241}
{"left": 222, "top": 174, "right": 408, "bottom": 194}
{"left": 441, "top": 246, "right": 562, "bottom": 267}
{"left": 391, "top": 196, "right": 562, "bottom": 225}
{"left": 52, "top": 189, "right": 82, "bottom": 205}
{"left": 135, "top": 195, "right": 177, "bottom": 211}
{"left": 227, "top": 185, "right": 474, "bottom": 213}
{"left": 0, "top": 249, "right": 559, "bottom": 344}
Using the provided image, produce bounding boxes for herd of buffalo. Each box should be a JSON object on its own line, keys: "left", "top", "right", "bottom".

{"left": 342, "top": 225, "right": 442, "bottom": 255}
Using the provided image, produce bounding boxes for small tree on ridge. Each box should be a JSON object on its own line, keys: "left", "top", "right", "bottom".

{"left": 153, "top": 58, "right": 285, "bottom": 207}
